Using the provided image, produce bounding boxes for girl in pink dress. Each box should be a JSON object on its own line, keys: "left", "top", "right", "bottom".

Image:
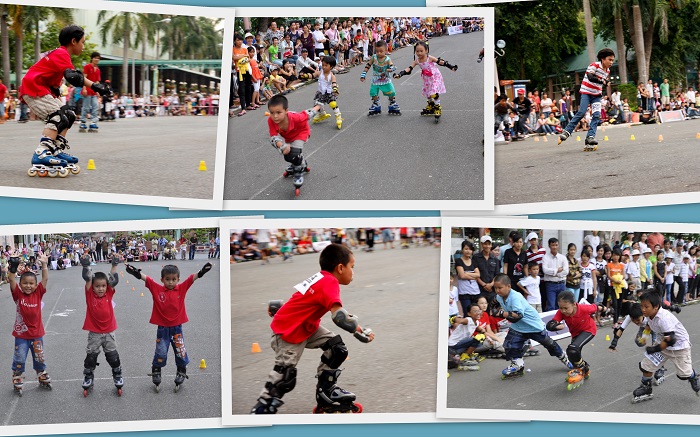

{"left": 393, "top": 41, "right": 458, "bottom": 120}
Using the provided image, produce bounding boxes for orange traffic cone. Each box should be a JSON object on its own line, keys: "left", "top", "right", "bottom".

{"left": 251, "top": 343, "right": 262, "bottom": 353}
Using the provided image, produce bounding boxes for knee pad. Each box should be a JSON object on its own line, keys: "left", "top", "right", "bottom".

{"left": 566, "top": 343, "right": 581, "bottom": 364}
{"left": 329, "top": 101, "right": 337, "bottom": 109}
{"left": 538, "top": 335, "right": 558, "bottom": 355}
{"left": 105, "top": 350, "right": 121, "bottom": 368}
{"left": 84, "top": 352, "right": 100, "bottom": 370}
{"left": 676, "top": 370, "right": 696, "bottom": 381}
{"left": 46, "top": 105, "right": 76, "bottom": 132}
{"left": 265, "top": 364, "right": 297, "bottom": 398}
{"left": 320, "top": 335, "right": 348, "bottom": 369}
{"left": 283, "top": 147, "right": 304, "bottom": 166}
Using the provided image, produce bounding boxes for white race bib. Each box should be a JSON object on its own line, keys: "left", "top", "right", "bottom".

{"left": 644, "top": 351, "right": 665, "bottom": 367}
{"left": 294, "top": 272, "right": 323, "bottom": 295}
{"left": 591, "top": 101, "right": 602, "bottom": 115}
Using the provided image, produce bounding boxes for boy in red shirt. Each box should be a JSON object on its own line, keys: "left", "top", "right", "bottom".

{"left": 125, "top": 261, "right": 212, "bottom": 392}
{"left": 79, "top": 254, "right": 124, "bottom": 396}
{"left": 19, "top": 25, "right": 111, "bottom": 177}
{"left": 251, "top": 244, "right": 375, "bottom": 414}
{"left": 8, "top": 252, "right": 51, "bottom": 394}
{"left": 79, "top": 52, "right": 102, "bottom": 132}
{"left": 546, "top": 290, "right": 597, "bottom": 390}
{"left": 267, "top": 94, "right": 313, "bottom": 195}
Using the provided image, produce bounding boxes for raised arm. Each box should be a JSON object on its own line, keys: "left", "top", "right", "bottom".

{"left": 8, "top": 253, "right": 21, "bottom": 290}
{"left": 191, "top": 262, "right": 212, "bottom": 283}
{"left": 108, "top": 254, "right": 123, "bottom": 287}
{"left": 125, "top": 264, "right": 148, "bottom": 283}
{"left": 330, "top": 303, "right": 375, "bottom": 343}
{"left": 80, "top": 254, "right": 93, "bottom": 288}
{"left": 38, "top": 253, "right": 49, "bottom": 288}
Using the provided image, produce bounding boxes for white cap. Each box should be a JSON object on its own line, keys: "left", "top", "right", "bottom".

{"left": 244, "top": 32, "right": 254, "bottom": 39}
{"left": 631, "top": 249, "right": 640, "bottom": 256}
{"left": 643, "top": 247, "right": 652, "bottom": 254}
{"left": 480, "top": 235, "right": 492, "bottom": 244}
{"left": 526, "top": 232, "right": 538, "bottom": 241}
{"left": 684, "top": 254, "right": 691, "bottom": 259}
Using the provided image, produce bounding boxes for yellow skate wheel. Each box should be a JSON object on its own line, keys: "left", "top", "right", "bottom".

{"left": 28, "top": 168, "right": 38, "bottom": 177}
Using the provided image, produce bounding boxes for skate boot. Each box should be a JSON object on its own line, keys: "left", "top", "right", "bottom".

{"left": 433, "top": 103, "right": 442, "bottom": 123}
{"left": 283, "top": 164, "right": 294, "bottom": 177}
{"left": 653, "top": 367, "right": 666, "bottom": 386}
{"left": 368, "top": 101, "right": 381, "bottom": 116}
{"left": 37, "top": 370, "right": 52, "bottom": 390}
{"left": 335, "top": 112, "right": 343, "bottom": 129}
{"left": 112, "top": 366, "right": 124, "bottom": 396}
{"left": 584, "top": 136, "right": 598, "bottom": 151}
{"left": 82, "top": 369, "right": 94, "bottom": 396}
{"left": 457, "top": 356, "right": 480, "bottom": 371}
{"left": 312, "top": 112, "right": 331, "bottom": 124}
{"left": 149, "top": 366, "right": 162, "bottom": 392}
{"left": 313, "top": 369, "right": 363, "bottom": 414}
{"left": 174, "top": 366, "right": 188, "bottom": 392}
{"left": 558, "top": 129, "right": 571, "bottom": 145}
{"left": 251, "top": 396, "right": 285, "bottom": 414}
{"left": 388, "top": 103, "right": 401, "bottom": 116}
{"left": 501, "top": 360, "right": 525, "bottom": 379}
{"left": 566, "top": 361, "right": 589, "bottom": 391}
{"left": 460, "top": 352, "right": 485, "bottom": 363}
{"left": 12, "top": 371, "right": 23, "bottom": 397}
{"left": 55, "top": 135, "right": 80, "bottom": 175}
{"left": 88, "top": 123, "right": 99, "bottom": 133}
{"left": 689, "top": 371, "right": 700, "bottom": 396}
{"left": 291, "top": 161, "right": 309, "bottom": 197}
{"left": 79, "top": 122, "right": 88, "bottom": 132}
{"left": 632, "top": 378, "right": 653, "bottom": 403}
{"left": 29, "top": 139, "right": 69, "bottom": 178}
{"left": 558, "top": 353, "right": 573, "bottom": 369}
{"left": 421, "top": 101, "right": 435, "bottom": 116}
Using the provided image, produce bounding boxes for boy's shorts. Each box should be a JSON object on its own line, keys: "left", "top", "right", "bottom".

{"left": 22, "top": 95, "right": 62, "bottom": 128}
{"left": 369, "top": 83, "right": 396, "bottom": 97}
{"left": 640, "top": 347, "right": 694, "bottom": 378}
{"left": 313, "top": 91, "right": 336, "bottom": 105}
{"left": 270, "top": 325, "right": 336, "bottom": 370}
{"left": 86, "top": 331, "right": 118, "bottom": 354}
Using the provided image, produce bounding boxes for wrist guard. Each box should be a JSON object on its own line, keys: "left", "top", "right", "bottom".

{"left": 111, "top": 256, "right": 121, "bottom": 267}
{"left": 8, "top": 256, "right": 20, "bottom": 274}
{"left": 198, "top": 262, "right": 212, "bottom": 278}
{"left": 125, "top": 264, "right": 142, "bottom": 280}
{"left": 332, "top": 84, "right": 339, "bottom": 95}
{"left": 586, "top": 72, "right": 603, "bottom": 85}
{"left": 354, "top": 328, "right": 372, "bottom": 343}
{"left": 268, "top": 300, "right": 283, "bottom": 317}
{"left": 609, "top": 337, "right": 619, "bottom": 349}
{"left": 546, "top": 319, "right": 562, "bottom": 331}
{"left": 437, "top": 57, "right": 458, "bottom": 71}
{"left": 646, "top": 344, "right": 662, "bottom": 354}
{"left": 107, "top": 273, "right": 119, "bottom": 288}
{"left": 474, "top": 333, "right": 486, "bottom": 342}
{"left": 360, "top": 71, "right": 367, "bottom": 79}
{"left": 394, "top": 66, "right": 412, "bottom": 78}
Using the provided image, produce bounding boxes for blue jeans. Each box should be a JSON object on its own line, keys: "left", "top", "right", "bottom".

{"left": 189, "top": 244, "right": 196, "bottom": 260}
{"left": 13, "top": 337, "right": 47, "bottom": 373}
{"left": 503, "top": 329, "right": 564, "bottom": 361}
{"left": 545, "top": 281, "right": 566, "bottom": 311}
{"left": 448, "top": 337, "right": 480, "bottom": 356}
{"left": 665, "top": 283, "right": 673, "bottom": 302}
{"left": 152, "top": 325, "right": 190, "bottom": 368}
{"left": 81, "top": 95, "right": 99, "bottom": 125}
{"left": 563, "top": 93, "right": 602, "bottom": 139}
{"left": 566, "top": 286, "right": 581, "bottom": 301}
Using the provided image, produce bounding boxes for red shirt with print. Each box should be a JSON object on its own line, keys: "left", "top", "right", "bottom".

{"left": 268, "top": 110, "right": 311, "bottom": 143}
{"left": 145, "top": 275, "right": 195, "bottom": 326}
{"left": 19, "top": 46, "right": 75, "bottom": 99}
{"left": 83, "top": 285, "right": 117, "bottom": 333}
{"left": 12, "top": 283, "right": 47, "bottom": 339}
{"left": 271, "top": 271, "right": 342, "bottom": 344}
{"left": 552, "top": 302, "right": 597, "bottom": 338}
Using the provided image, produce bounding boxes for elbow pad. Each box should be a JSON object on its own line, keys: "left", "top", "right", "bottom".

{"left": 107, "top": 273, "right": 119, "bottom": 287}
{"left": 586, "top": 72, "right": 602, "bottom": 85}
{"left": 546, "top": 319, "right": 562, "bottom": 331}
{"left": 64, "top": 69, "right": 85, "bottom": 87}
{"left": 505, "top": 311, "right": 523, "bottom": 323}
{"left": 332, "top": 308, "right": 359, "bottom": 334}
{"left": 664, "top": 331, "right": 677, "bottom": 347}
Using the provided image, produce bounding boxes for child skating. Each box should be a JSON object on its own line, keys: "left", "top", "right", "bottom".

{"left": 19, "top": 25, "right": 112, "bottom": 177}
{"left": 557, "top": 48, "right": 615, "bottom": 151}
{"left": 545, "top": 291, "right": 597, "bottom": 390}
{"left": 307, "top": 56, "right": 343, "bottom": 129}
{"left": 491, "top": 274, "right": 572, "bottom": 380}
{"left": 8, "top": 253, "right": 52, "bottom": 395}
{"left": 79, "top": 254, "right": 124, "bottom": 396}
{"left": 361, "top": 40, "right": 400, "bottom": 116}
{"left": 393, "top": 41, "right": 458, "bottom": 123}
{"left": 125, "top": 261, "right": 212, "bottom": 392}
{"left": 630, "top": 290, "right": 699, "bottom": 403}
{"left": 267, "top": 94, "right": 313, "bottom": 197}
{"left": 251, "top": 244, "right": 374, "bottom": 414}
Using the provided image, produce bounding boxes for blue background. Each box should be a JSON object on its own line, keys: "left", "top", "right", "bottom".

{"left": 9, "top": 0, "right": 699, "bottom": 434}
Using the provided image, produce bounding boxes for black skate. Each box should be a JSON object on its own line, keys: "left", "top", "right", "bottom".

{"left": 251, "top": 396, "right": 284, "bottom": 414}
{"left": 481, "top": 350, "right": 506, "bottom": 359}
{"left": 632, "top": 379, "right": 653, "bottom": 403}
{"left": 313, "top": 369, "right": 363, "bottom": 414}
{"left": 653, "top": 367, "right": 666, "bottom": 386}
{"left": 584, "top": 136, "right": 598, "bottom": 152}
{"left": 557, "top": 130, "right": 570, "bottom": 145}
{"left": 37, "top": 370, "right": 52, "bottom": 390}
{"left": 113, "top": 366, "right": 124, "bottom": 396}
{"left": 174, "top": 366, "right": 188, "bottom": 392}
{"left": 82, "top": 369, "right": 94, "bottom": 397}
{"left": 12, "top": 372, "right": 24, "bottom": 397}
{"left": 149, "top": 366, "right": 162, "bottom": 393}
{"left": 689, "top": 372, "right": 700, "bottom": 396}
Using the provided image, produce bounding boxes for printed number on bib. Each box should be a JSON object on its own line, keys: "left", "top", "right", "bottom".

{"left": 294, "top": 272, "right": 323, "bottom": 295}
{"left": 591, "top": 102, "right": 602, "bottom": 114}
{"left": 644, "top": 351, "right": 665, "bottom": 367}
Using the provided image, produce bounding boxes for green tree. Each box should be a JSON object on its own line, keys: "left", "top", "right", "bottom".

{"left": 98, "top": 10, "right": 134, "bottom": 94}
{"left": 1, "top": 5, "right": 10, "bottom": 85}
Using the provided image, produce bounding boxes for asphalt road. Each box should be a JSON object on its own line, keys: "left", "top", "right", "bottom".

{"left": 447, "top": 302, "right": 700, "bottom": 415}
{"left": 230, "top": 243, "right": 440, "bottom": 414}
{"left": 0, "top": 116, "right": 217, "bottom": 199}
{"left": 0, "top": 255, "right": 221, "bottom": 426}
{"left": 225, "top": 31, "right": 485, "bottom": 200}
{"left": 496, "top": 119, "right": 700, "bottom": 205}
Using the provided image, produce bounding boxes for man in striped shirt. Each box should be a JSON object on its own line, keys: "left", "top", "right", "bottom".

{"left": 558, "top": 48, "right": 615, "bottom": 151}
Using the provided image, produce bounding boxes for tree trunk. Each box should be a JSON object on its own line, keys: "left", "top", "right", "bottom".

{"left": 629, "top": 2, "right": 647, "bottom": 84}
{"left": 1, "top": 6, "right": 11, "bottom": 86}
{"left": 34, "top": 20, "right": 41, "bottom": 62}
{"left": 643, "top": 9, "right": 655, "bottom": 81}
{"left": 583, "top": 0, "right": 596, "bottom": 64}
{"left": 142, "top": 24, "right": 147, "bottom": 96}
{"left": 121, "top": 17, "right": 129, "bottom": 95}
{"left": 14, "top": 34, "right": 23, "bottom": 90}
{"left": 614, "top": 10, "right": 627, "bottom": 83}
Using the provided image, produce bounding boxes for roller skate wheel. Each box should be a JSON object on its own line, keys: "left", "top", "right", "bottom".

{"left": 83, "top": 389, "right": 89, "bottom": 397}
{"left": 155, "top": 384, "right": 161, "bottom": 393}
{"left": 15, "top": 389, "right": 22, "bottom": 397}
{"left": 353, "top": 402, "right": 363, "bottom": 413}
{"left": 305, "top": 167, "right": 311, "bottom": 173}
{"left": 47, "top": 169, "right": 58, "bottom": 178}
{"left": 295, "top": 188, "right": 300, "bottom": 197}
{"left": 71, "top": 165, "right": 81, "bottom": 175}
{"left": 58, "top": 167, "right": 69, "bottom": 178}
{"left": 38, "top": 170, "right": 48, "bottom": 177}
{"left": 117, "top": 388, "right": 123, "bottom": 396}
{"left": 28, "top": 168, "right": 37, "bottom": 177}
{"left": 434, "top": 117, "right": 440, "bottom": 124}
{"left": 283, "top": 171, "right": 290, "bottom": 177}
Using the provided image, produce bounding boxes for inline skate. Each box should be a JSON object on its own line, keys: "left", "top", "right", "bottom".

{"left": 37, "top": 370, "right": 52, "bottom": 390}
{"left": 566, "top": 361, "right": 590, "bottom": 391}
{"left": 82, "top": 369, "right": 95, "bottom": 397}
{"left": 632, "top": 378, "right": 653, "bottom": 403}
{"left": 28, "top": 139, "right": 70, "bottom": 178}
{"left": 149, "top": 366, "right": 162, "bottom": 393}
{"left": 79, "top": 122, "right": 88, "bottom": 133}
{"left": 55, "top": 135, "right": 81, "bottom": 175}
{"left": 388, "top": 102, "right": 401, "bottom": 116}
{"left": 368, "top": 101, "right": 381, "bottom": 116}
{"left": 174, "top": 366, "right": 188, "bottom": 392}
{"left": 690, "top": 372, "right": 700, "bottom": 396}
{"left": 312, "top": 369, "right": 363, "bottom": 414}
{"left": 251, "top": 396, "right": 284, "bottom": 414}
{"left": 557, "top": 129, "right": 571, "bottom": 145}
{"left": 12, "top": 371, "right": 24, "bottom": 397}
{"left": 113, "top": 366, "right": 124, "bottom": 396}
{"left": 312, "top": 112, "right": 331, "bottom": 124}
{"left": 283, "top": 159, "right": 310, "bottom": 197}
{"left": 88, "top": 123, "right": 99, "bottom": 133}
{"left": 501, "top": 360, "right": 525, "bottom": 380}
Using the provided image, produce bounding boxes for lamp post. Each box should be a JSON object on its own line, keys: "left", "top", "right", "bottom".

{"left": 153, "top": 17, "right": 171, "bottom": 97}
{"left": 494, "top": 39, "right": 506, "bottom": 95}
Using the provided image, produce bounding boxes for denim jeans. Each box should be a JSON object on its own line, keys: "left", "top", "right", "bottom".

{"left": 563, "top": 93, "right": 602, "bottom": 139}
{"left": 448, "top": 337, "right": 480, "bottom": 356}
{"left": 545, "top": 281, "right": 566, "bottom": 311}
{"left": 189, "top": 244, "right": 196, "bottom": 260}
{"left": 13, "top": 337, "right": 47, "bottom": 373}
{"left": 152, "top": 325, "right": 190, "bottom": 368}
{"left": 81, "top": 95, "right": 100, "bottom": 125}
{"left": 503, "top": 328, "right": 563, "bottom": 361}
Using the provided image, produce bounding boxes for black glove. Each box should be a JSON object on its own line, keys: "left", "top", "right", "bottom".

{"left": 609, "top": 337, "right": 619, "bottom": 350}
{"left": 80, "top": 255, "right": 92, "bottom": 267}
{"left": 111, "top": 256, "right": 121, "bottom": 267}
{"left": 125, "top": 264, "right": 142, "bottom": 280}
{"left": 489, "top": 306, "right": 504, "bottom": 318}
{"left": 91, "top": 82, "right": 113, "bottom": 98}
{"left": 8, "top": 256, "right": 20, "bottom": 274}
{"left": 646, "top": 344, "right": 662, "bottom": 354}
{"left": 198, "top": 262, "right": 212, "bottom": 278}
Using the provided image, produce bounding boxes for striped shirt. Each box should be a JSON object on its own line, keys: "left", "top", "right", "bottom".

{"left": 527, "top": 246, "right": 546, "bottom": 266}
{"left": 580, "top": 62, "right": 609, "bottom": 96}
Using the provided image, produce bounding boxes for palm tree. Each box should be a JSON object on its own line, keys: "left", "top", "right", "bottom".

{"left": 24, "top": 6, "right": 73, "bottom": 63}
{"left": 1, "top": 5, "right": 10, "bottom": 86}
{"left": 98, "top": 10, "right": 134, "bottom": 94}
{"left": 625, "top": 0, "right": 648, "bottom": 83}
{"left": 583, "top": 0, "right": 596, "bottom": 64}
{"left": 612, "top": 0, "right": 628, "bottom": 83}
{"left": 7, "top": 5, "right": 26, "bottom": 89}
{"left": 133, "top": 13, "right": 160, "bottom": 94}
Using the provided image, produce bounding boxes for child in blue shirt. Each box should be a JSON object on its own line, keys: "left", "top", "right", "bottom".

{"left": 492, "top": 273, "right": 571, "bottom": 379}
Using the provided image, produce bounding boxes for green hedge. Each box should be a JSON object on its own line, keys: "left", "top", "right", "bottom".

{"left": 617, "top": 83, "right": 638, "bottom": 112}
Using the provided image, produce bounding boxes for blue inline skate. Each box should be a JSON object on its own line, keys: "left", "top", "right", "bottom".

{"left": 79, "top": 122, "right": 88, "bottom": 132}
{"left": 388, "top": 102, "right": 401, "bottom": 116}
{"left": 28, "top": 138, "right": 70, "bottom": 178}
{"left": 55, "top": 135, "right": 81, "bottom": 175}
{"left": 88, "top": 123, "right": 99, "bottom": 133}
{"left": 501, "top": 360, "right": 525, "bottom": 380}
{"left": 368, "top": 101, "right": 381, "bottom": 116}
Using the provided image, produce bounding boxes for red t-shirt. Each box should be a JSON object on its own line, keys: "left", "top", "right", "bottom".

{"left": 83, "top": 285, "right": 117, "bottom": 333}
{"left": 0, "top": 82, "right": 7, "bottom": 101}
{"left": 83, "top": 63, "right": 101, "bottom": 96}
{"left": 12, "top": 283, "right": 47, "bottom": 339}
{"left": 475, "top": 312, "right": 490, "bottom": 336}
{"left": 268, "top": 110, "right": 311, "bottom": 143}
{"left": 271, "top": 271, "right": 342, "bottom": 343}
{"left": 19, "top": 46, "right": 75, "bottom": 99}
{"left": 145, "top": 275, "right": 195, "bottom": 326}
{"left": 553, "top": 302, "right": 597, "bottom": 338}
